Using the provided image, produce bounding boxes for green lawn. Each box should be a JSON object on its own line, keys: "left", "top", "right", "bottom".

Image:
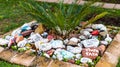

{"left": 0, "top": 0, "right": 120, "bottom": 67}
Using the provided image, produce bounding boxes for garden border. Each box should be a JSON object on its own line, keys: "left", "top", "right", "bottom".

{"left": 0, "top": 21, "right": 120, "bottom": 67}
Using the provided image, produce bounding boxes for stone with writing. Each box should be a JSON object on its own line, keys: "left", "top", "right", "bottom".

{"left": 82, "top": 48, "right": 99, "bottom": 60}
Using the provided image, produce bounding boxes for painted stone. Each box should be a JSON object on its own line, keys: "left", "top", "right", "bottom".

{"left": 92, "top": 24, "right": 107, "bottom": 31}
{"left": 105, "top": 34, "right": 112, "bottom": 43}
{"left": 35, "top": 24, "right": 44, "bottom": 34}
{"left": 84, "top": 28, "right": 93, "bottom": 32}
{"left": 21, "top": 30, "right": 33, "bottom": 37}
{"left": 39, "top": 43, "right": 52, "bottom": 51}
{"left": 46, "top": 49, "right": 55, "bottom": 56}
{"left": 98, "top": 45, "right": 106, "bottom": 55}
{"left": 54, "top": 49, "right": 74, "bottom": 61}
{"left": 67, "top": 37, "right": 79, "bottom": 46}
{"left": 28, "top": 33, "right": 43, "bottom": 42}
{"left": 11, "top": 28, "right": 21, "bottom": 36}
{"left": 82, "top": 48, "right": 99, "bottom": 59}
{"left": 67, "top": 46, "right": 82, "bottom": 54}
{"left": 50, "top": 40, "right": 65, "bottom": 49}
{"left": 17, "top": 39, "right": 27, "bottom": 48}
{"left": 15, "top": 34, "right": 24, "bottom": 43}
{"left": 79, "top": 35, "right": 86, "bottom": 40}
{"left": 75, "top": 54, "right": 81, "bottom": 59}
{"left": 99, "top": 31, "right": 108, "bottom": 37}
{"left": 91, "top": 30, "right": 99, "bottom": 36}
{"left": 83, "top": 31, "right": 91, "bottom": 36}
{"left": 0, "top": 38, "right": 9, "bottom": 45}
{"left": 80, "top": 57, "right": 92, "bottom": 63}
{"left": 81, "top": 38, "right": 99, "bottom": 48}
{"left": 21, "top": 23, "right": 31, "bottom": 32}
{"left": 100, "top": 41, "right": 108, "bottom": 45}
{"left": 47, "top": 35, "right": 54, "bottom": 41}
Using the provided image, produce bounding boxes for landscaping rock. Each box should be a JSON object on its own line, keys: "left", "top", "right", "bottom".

{"left": 80, "top": 57, "right": 92, "bottom": 63}
{"left": 35, "top": 23, "right": 44, "bottom": 34}
{"left": 82, "top": 48, "right": 99, "bottom": 59}
{"left": 81, "top": 38, "right": 99, "bottom": 48}
{"left": 67, "top": 46, "right": 82, "bottom": 54}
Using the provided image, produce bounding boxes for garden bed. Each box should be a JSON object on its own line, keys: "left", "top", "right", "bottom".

{"left": 0, "top": 20, "right": 119, "bottom": 67}
{"left": 0, "top": 0, "right": 120, "bottom": 67}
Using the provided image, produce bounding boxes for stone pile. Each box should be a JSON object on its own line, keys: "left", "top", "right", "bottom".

{"left": 0, "top": 22, "right": 113, "bottom": 66}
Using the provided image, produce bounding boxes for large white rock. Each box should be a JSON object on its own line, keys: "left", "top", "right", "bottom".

{"left": 17, "top": 39, "right": 28, "bottom": 47}
{"left": 28, "top": 33, "right": 43, "bottom": 42}
{"left": 54, "top": 49, "right": 74, "bottom": 61}
{"left": 80, "top": 57, "right": 92, "bottom": 63}
{"left": 92, "top": 24, "right": 107, "bottom": 31}
{"left": 50, "top": 40, "right": 65, "bottom": 49}
{"left": 0, "top": 38, "right": 9, "bottom": 45}
{"left": 105, "top": 34, "right": 112, "bottom": 43}
{"left": 38, "top": 43, "right": 52, "bottom": 51}
{"left": 81, "top": 38, "right": 99, "bottom": 48}
{"left": 67, "top": 46, "right": 82, "bottom": 54}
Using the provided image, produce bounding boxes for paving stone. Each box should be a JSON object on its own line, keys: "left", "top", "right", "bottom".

{"left": 0, "top": 49, "right": 17, "bottom": 61}
{"left": 10, "top": 51, "right": 36, "bottom": 67}
{"left": 114, "top": 4, "right": 120, "bottom": 9}
{"left": 48, "top": 60, "right": 82, "bottom": 67}
{"left": 35, "top": 56, "right": 52, "bottom": 67}
{"left": 0, "top": 47, "right": 4, "bottom": 53}
{"left": 103, "top": 3, "right": 115, "bottom": 9}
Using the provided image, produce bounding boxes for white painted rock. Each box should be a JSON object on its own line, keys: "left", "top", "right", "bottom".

{"left": 69, "top": 37, "right": 79, "bottom": 43}
{"left": 80, "top": 57, "right": 92, "bottom": 63}
{"left": 11, "top": 28, "right": 21, "bottom": 36}
{"left": 68, "top": 37, "right": 79, "bottom": 45}
{"left": 105, "top": 34, "right": 112, "bottom": 43}
{"left": 79, "top": 35, "right": 86, "bottom": 40}
{"left": 100, "top": 41, "right": 108, "bottom": 45}
{"left": 50, "top": 40, "right": 65, "bottom": 49}
{"left": 84, "top": 28, "right": 93, "bottom": 32}
{"left": 28, "top": 33, "right": 43, "bottom": 42}
{"left": 39, "top": 43, "right": 52, "bottom": 51}
{"left": 17, "top": 39, "right": 28, "bottom": 48}
{"left": 81, "top": 38, "right": 99, "bottom": 48}
{"left": 54, "top": 49, "right": 74, "bottom": 60}
{"left": 75, "top": 54, "right": 81, "bottom": 59}
{"left": 63, "top": 39, "right": 69, "bottom": 44}
{"left": 0, "top": 38, "right": 9, "bottom": 45}
{"left": 67, "top": 46, "right": 82, "bottom": 54}
{"left": 92, "top": 24, "right": 107, "bottom": 31}
{"left": 83, "top": 31, "right": 91, "bottom": 36}
{"left": 5, "top": 35, "right": 13, "bottom": 41}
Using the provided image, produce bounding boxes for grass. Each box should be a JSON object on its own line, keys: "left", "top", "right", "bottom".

{"left": 0, "top": 0, "right": 120, "bottom": 67}
{"left": 0, "top": 59, "right": 24, "bottom": 67}
{"left": 0, "top": 0, "right": 33, "bottom": 34}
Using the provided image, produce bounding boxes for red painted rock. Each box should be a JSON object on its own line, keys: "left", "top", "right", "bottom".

{"left": 21, "top": 30, "right": 33, "bottom": 37}
{"left": 68, "top": 59, "right": 75, "bottom": 64}
{"left": 98, "top": 45, "right": 106, "bottom": 55}
{"left": 91, "top": 30, "right": 99, "bottom": 36}
{"left": 82, "top": 48, "right": 99, "bottom": 60}
{"left": 15, "top": 34, "right": 24, "bottom": 43}
{"left": 47, "top": 35, "right": 54, "bottom": 41}
{"left": 46, "top": 49, "right": 54, "bottom": 56}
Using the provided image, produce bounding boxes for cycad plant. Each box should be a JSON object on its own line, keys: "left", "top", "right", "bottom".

{"left": 19, "top": 0, "right": 107, "bottom": 37}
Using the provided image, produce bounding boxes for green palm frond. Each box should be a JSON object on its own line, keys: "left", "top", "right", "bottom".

{"left": 19, "top": 0, "right": 107, "bottom": 36}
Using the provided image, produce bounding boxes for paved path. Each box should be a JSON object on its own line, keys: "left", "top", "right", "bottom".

{"left": 38, "top": 0, "right": 120, "bottom": 9}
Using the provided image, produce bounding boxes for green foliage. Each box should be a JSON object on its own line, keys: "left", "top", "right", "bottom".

{"left": 19, "top": 0, "right": 106, "bottom": 36}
